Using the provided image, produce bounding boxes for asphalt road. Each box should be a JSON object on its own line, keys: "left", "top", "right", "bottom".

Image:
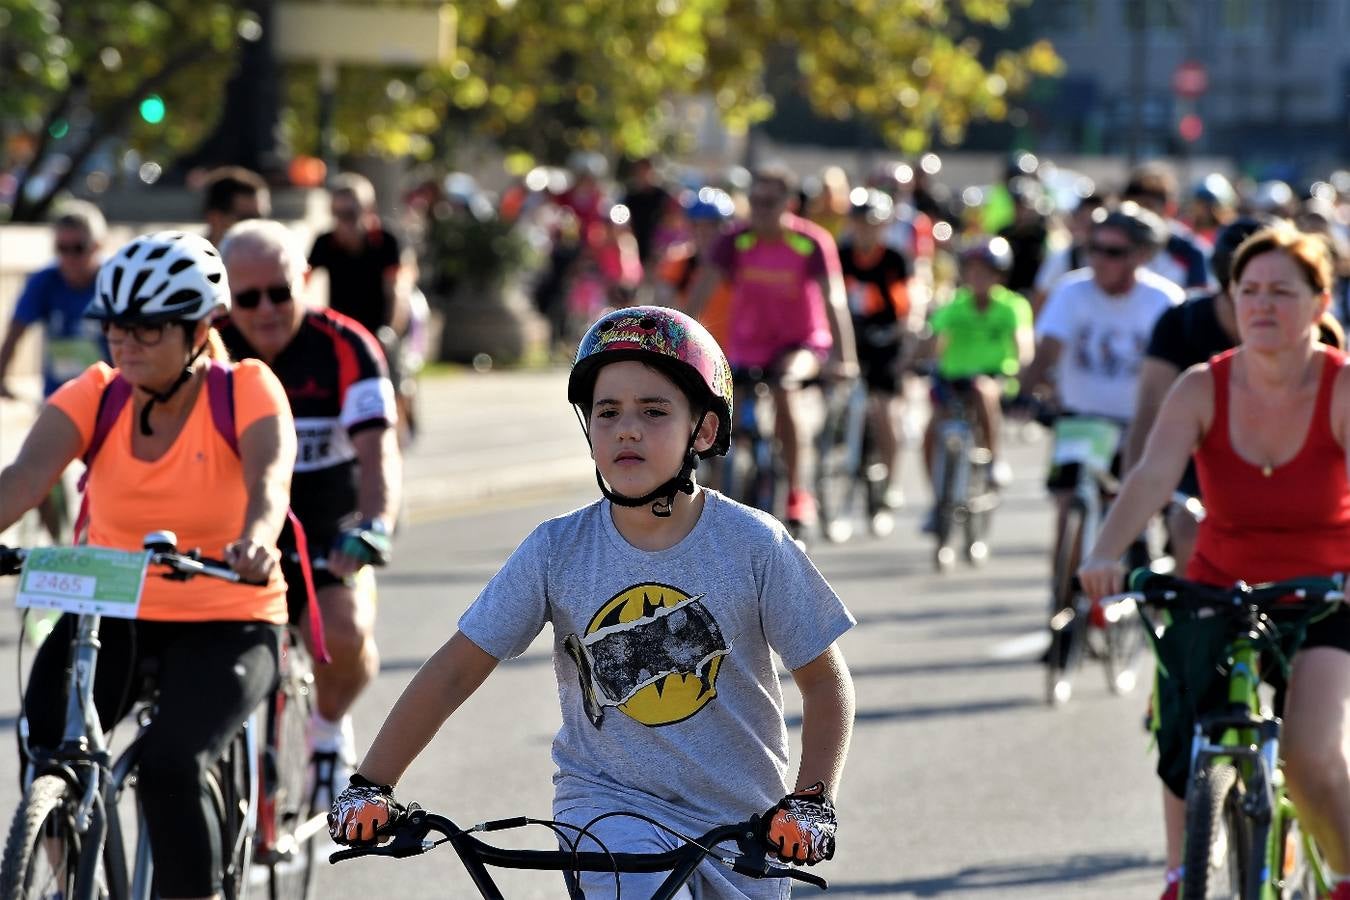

{"left": 0, "top": 406, "right": 1167, "bottom": 899}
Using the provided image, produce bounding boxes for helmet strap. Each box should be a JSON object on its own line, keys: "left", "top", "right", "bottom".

{"left": 577, "top": 407, "right": 710, "bottom": 519}
{"left": 136, "top": 337, "right": 208, "bottom": 436}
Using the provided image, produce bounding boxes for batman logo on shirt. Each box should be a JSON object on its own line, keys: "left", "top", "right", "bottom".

{"left": 563, "top": 583, "right": 729, "bottom": 730}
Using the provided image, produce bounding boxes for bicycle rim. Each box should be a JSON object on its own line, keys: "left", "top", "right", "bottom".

{"left": 1103, "top": 601, "right": 1146, "bottom": 695}
{"left": 963, "top": 453, "right": 991, "bottom": 566}
{"left": 933, "top": 441, "right": 960, "bottom": 571}
{"left": 815, "top": 438, "right": 862, "bottom": 545}
{"left": 0, "top": 774, "right": 94, "bottom": 900}
{"left": 268, "top": 643, "right": 318, "bottom": 900}
{"left": 1046, "top": 504, "right": 1086, "bottom": 705}
{"left": 1182, "top": 761, "right": 1249, "bottom": 900}
{"left": 212, "top": 735, "right": 255, "bottom": 900}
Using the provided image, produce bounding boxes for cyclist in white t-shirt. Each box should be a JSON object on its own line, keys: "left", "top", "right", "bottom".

{"left": 1019, "top": 205, "right": 1184, "bottom": 542}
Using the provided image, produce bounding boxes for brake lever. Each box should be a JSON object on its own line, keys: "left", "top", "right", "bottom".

{"left": 781, "top": 866, "right": 829, "bottom": 889}
{"left": 329, "top": 808, "right": 439, "bottom": 864}
{"left": 738, "top": 858, "right": 828, "bottom": 889}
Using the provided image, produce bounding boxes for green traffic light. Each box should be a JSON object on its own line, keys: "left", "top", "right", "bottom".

{"left": 139, "top": 95, "right": 166, "bottom": 124}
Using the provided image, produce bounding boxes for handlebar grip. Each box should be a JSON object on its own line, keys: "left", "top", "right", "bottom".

{"left": 481, "top": 816, "right": 529, "bottom": 832}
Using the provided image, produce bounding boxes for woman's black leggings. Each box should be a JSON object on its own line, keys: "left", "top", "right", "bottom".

{"left": 19, "top": 615, "right": 279, "bottom": 898}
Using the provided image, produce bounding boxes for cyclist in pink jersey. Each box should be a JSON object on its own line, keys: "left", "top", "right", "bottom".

{"left": 684, "top": 164, "right": 857, "bottom": 528}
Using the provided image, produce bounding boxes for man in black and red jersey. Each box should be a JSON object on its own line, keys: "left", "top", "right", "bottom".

{"left": 219, "top": 218, "right": 403, "bottom": 792}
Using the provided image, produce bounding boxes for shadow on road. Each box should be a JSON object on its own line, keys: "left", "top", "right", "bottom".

{"left": 824, "top": 851, "right": 1159, "bottom": 896}
{"left": 853, "top": 603, "right": 1029, "bottom": 627}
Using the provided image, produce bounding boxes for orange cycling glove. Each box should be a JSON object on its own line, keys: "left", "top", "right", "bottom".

{"left": 759, "top": 782, "right": 837, "bottom": 865}
{"left": 328, "top": 773, "right": 405, "bottom": 845}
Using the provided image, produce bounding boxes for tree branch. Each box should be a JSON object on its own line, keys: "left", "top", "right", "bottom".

{"left": 24, "top": 38, "right": 229, "bottom": 222}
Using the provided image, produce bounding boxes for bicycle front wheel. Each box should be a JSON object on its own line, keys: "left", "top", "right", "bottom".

{"left": 1102, "top": 597, "right": 1146, "bottom": 695}
{"left": 932, "top": 439, "right": 961, "bottom": 571}
{"left": 266, "top": 637, "right": 318, "bottom": 900}
{"left": 1183, "top": 761, "right": 1250, "bottom": 900}
{"left": 1046, "top": 502, "right": 1087, "bottom": 705}
{"left": 0, "top": 774, "right": 101, "bottom": 900}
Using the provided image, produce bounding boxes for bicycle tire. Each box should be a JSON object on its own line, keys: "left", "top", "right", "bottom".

{"left": 0, "top": 774, "right": 98, "bottom": 900}
{"left": 963, "top": 456, "right": 991, "bottom": 566}
{"left": 1102, "top": 597, "right": 1146, "bottom": 695}
{"left": 815, "top": 436, "right": 862, "bottom": 545}
{"left": 210, "top": 729, "right": 255, "bottom": 900}
{"left": 1182, "top": 761, "right": 1250, "bottom": 900}
{"left": 933, "top": 439, "right": 960, "bottom": 572}
{"left": 266, "top": 638, "right": 318, "bottom": 900}
{"left": 1046, "top": 503, "right": 1087, "bottom": 705}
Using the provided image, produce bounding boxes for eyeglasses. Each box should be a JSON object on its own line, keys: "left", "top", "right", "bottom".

{"left": 102, "top": 321, "right": 167, "bottom": 346}
{"left": 1088, "top": 243, "right": 1133, "bottom": 259}
{"left": 233, "top": 284, "right": 293, "bottom": 310}
{"left": 56, "top": 242, "right": 91, "bottom": 256}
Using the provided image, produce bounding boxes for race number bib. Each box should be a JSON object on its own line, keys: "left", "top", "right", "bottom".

{"left": 16, "top": 546, "right": 150, "bottom": 618}
{"left": 1051, "top": 417, "right": 1123, "bottom": 473}
{"left": 46, "top": 338, "right": 104, "bottom": 383}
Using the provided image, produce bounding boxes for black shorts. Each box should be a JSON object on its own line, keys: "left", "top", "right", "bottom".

{"left": 279, "top": 520, "right": 351, "bottom": 625}
{"left": 1153, "top": 604, "right": 1350, "bottom": 798}
{"left": 859, "top": 341, "right": 901, "bottom": 394}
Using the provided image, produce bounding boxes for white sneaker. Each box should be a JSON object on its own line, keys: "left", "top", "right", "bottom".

{"left": 311, "top": 713, "right": 356, "bottom": 808}
{"left": 991, "top": 460, "right": 1014, "bottom": 489}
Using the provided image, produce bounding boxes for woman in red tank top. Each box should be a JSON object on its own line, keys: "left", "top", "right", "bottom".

{"left": 1079, "top": 224, "right": 1350, "bottom": 900}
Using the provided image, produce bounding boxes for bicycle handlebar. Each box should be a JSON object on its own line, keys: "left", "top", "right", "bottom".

{"left": 328, "top": 807, "right": 828, "bottom": 890}
{"left": 1121, "top": 569, "right": 1345, "bottom": 614}
{"left": 0, "top": 532, "right": 267, "bottom": 587}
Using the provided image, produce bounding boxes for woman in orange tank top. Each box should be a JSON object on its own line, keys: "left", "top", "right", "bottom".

{"left": 1079, "top": 224, "right": 1350, "bottom": 900}
{"left": 0, "top": 231, "right": 296, "bottom": 900}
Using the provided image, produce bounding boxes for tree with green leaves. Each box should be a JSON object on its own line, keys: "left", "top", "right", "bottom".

{"left": 2, "top": 0, "right": 1059, "bottom": 222}
{"left": 1, "top": 0, "right": 251, "bottom": 222}
{"left": 287, "top": 0, "right": 1060, "bottom": 166}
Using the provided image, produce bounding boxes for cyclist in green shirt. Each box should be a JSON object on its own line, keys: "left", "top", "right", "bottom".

{"left": 921, "top": 237, "right": 1034, "bottom": 524}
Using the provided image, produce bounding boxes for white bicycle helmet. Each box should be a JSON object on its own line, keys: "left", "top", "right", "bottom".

{"left": 89, "top": 230, "right": 230, "bottom": 324}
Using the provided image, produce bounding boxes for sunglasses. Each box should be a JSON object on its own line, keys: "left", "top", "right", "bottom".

{"left": 102, "top": 321, "right": 167, "bottom": 346}
{"left": 333, "top": 206, "right": 361, "bottom": 222}
{"left": 233, "top": 284, "right": 293, "bottom": 310}
{"left": 1088, "top": 243, "right": 1133, "bottom": 259}
{"left": 56, "top": 242, "right": 91, "bottom": 256}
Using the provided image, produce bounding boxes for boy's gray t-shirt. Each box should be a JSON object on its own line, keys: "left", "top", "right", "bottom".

{"left": 458, "top": 489, "right": 855, "bottom": 828}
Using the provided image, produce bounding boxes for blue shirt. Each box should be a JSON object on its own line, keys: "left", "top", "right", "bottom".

{"left": 12, "top": 264, "right": 106, "bottom": 396}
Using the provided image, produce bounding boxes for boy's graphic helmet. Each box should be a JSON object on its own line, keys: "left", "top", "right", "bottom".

{"left": 568, "top": 306, "right": 733, "bottom": 457}
{"left": 89, "top": 230, "right": 229, "bottom": 324}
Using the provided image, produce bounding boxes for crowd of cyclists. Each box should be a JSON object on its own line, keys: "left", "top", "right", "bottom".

{"left": 1, "top": 149, "right": 1349, "bottom": 898}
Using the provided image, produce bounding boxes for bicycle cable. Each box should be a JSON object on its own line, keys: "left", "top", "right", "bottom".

{"left": 572, "top": 808, "right": 741, "bottom": 894}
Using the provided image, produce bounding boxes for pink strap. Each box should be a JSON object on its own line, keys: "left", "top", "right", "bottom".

{"left": 74, "top": 376, "right": 134, "bottom": 543}
{"left": 287, "top": 509, "right": 330, "bottom": 664}
{"left": 205, "top": 361, "right": 239, "bottom": 456}
{"left": 74, "top": 366, "right": 329, "bottom": 666}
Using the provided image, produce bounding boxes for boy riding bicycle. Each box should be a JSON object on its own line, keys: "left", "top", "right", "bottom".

{"left": 919, "top": 237, "right": 1034, "bottom": 529}
{"left": 330, "top": 306, "right": 856, "bottom": 897}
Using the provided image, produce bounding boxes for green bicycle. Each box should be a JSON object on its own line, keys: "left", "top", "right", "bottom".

{"left": 1120, "top": 569, "right": 1345, "bottom": 900}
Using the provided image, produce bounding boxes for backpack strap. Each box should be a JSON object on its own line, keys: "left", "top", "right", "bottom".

{"left": 205, "top": 360, "right": 240, "bottom": 457}
{"left": 73, "top": 364, "right": 328, "bottom": 663}
{"left": 74, "top": 375, "right": 134, "bottom": 542}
